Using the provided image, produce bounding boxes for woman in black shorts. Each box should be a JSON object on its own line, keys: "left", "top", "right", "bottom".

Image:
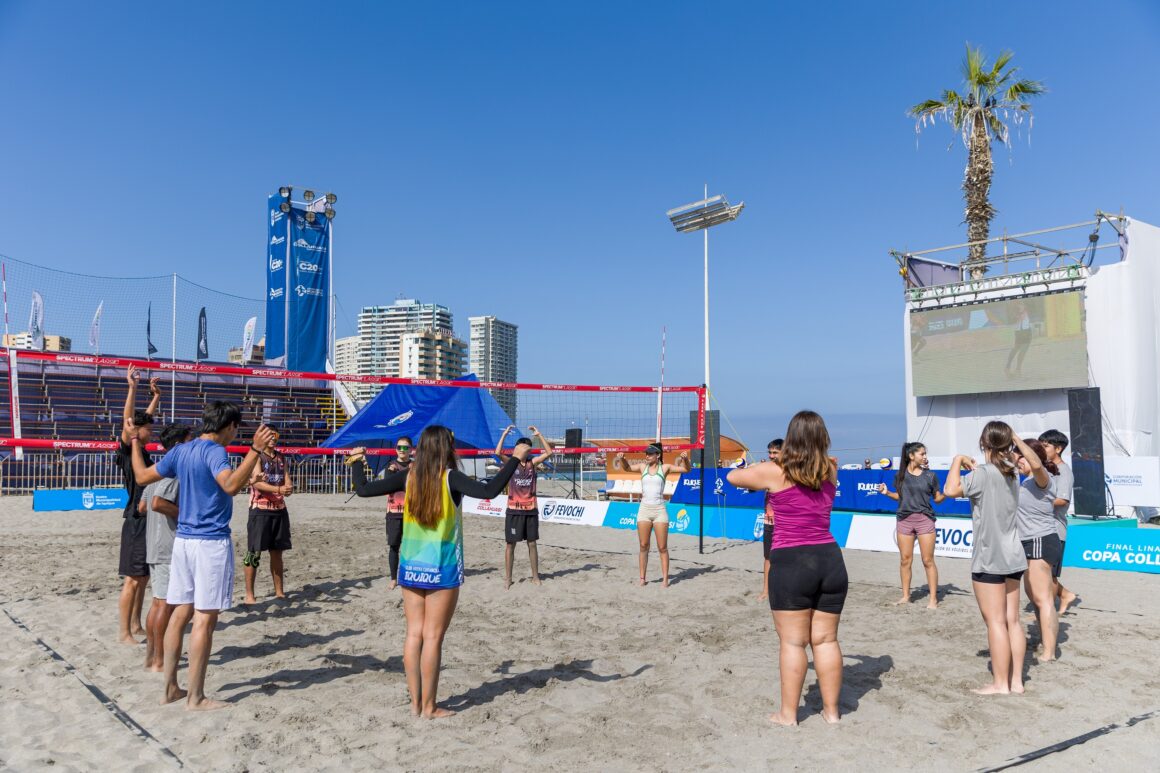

{"left": 1013, "top": 439, "right": 1060, "bottom": 660}
{"left": 944, "top": 421, "right": 1032, "bottom": 695}
{"left": 728, "top": 411, "right": 846, "bottom": 726}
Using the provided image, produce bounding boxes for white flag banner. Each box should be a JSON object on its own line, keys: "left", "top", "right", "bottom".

{"left": 29, "top": 291, "right": 44, "bottom": 350}
{"left": 242, "top": 316, "right": 257, "bottom": 364}
{"left": 89, "top": 301, "right": 104, "bottom": 352}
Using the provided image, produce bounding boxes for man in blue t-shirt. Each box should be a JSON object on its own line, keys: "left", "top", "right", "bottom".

{"left": 132, "top": 400, "right": 274, "bottom": 711}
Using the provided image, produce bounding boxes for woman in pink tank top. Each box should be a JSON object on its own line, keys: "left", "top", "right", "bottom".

{"left": 728, "top": 410, "right": 847, "bottom": 726}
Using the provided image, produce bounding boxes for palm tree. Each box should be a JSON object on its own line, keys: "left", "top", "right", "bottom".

{"left": 909, "top": 45, "right": 1045, "bottom": 275}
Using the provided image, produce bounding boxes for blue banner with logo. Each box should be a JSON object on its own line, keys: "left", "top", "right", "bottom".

{"left": 287, "top": 209, "right": 330, "bottom": 373}
{"left": 672, "top": 468, "right": 970, "bottom": 515}
{"left": 33, "top": 488, "right": 129, "bottom": 512}
{"left": 600, "top": 501, "right": 855, "bottom": 544}
{"left": 266, "top": 194, "right": 289, "bottom": 365}
{"left": 1063, "top": 524, "right": 1160, "bottom": 574}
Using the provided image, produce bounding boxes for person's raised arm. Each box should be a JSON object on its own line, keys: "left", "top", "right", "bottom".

{"left": 943, "top": 455, "right": 974, "bottom": 498}
{"left": 129, "top": 436, "right": 164, "bottom": 486}
{"left": 613, "top": 452, "right": 643, "bottom": 473}
{"left": 121, "top": 365, "right": 140, "bottom": 445}
{"left": 877, "top": 482, "right": 901, "bottom": 501}
{"left": 494, "top": 425, "right": 513, "bottom": 464}
{"left": 349, "top": 447, "right": 409, "bottom": 497}
{"left": 214, "top": 425, "right": 276, "bottom": 496}
{"left": 1013, "top": 436, "right": 1050, "bottom": 489}
{"left": 146, "top": 376, "right": 162, "bottom": 417}
{"left": 666, "top": 451, "right": 691, "bottom": 475}
{"left": 932, "top": 474, "right": 947, "bottom": 504}
{"left": 530, "top": 426, "right": 553, "bottom": 466}
{"left": 451, "top": 442, "right": 532, "bottom": 499}
{"left": 727, "top": 461, "right": 782, "bottom": 492}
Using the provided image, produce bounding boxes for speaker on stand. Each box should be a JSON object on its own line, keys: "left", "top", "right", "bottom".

{"left": 1067, "top": 387, "right": 1109, "bottom": 518}
{"left": 564, "top": 427, "right": 583, "bottom": 499}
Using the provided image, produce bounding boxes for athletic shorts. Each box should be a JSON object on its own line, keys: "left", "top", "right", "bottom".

{"left": 636, "top": 503, "right": 669, "bottom": 525}
{"left": 149, "top": 561, "right": 171, "bottom": 600}
{"left": 762, "top": 521, "right": 774, "bottom": 560}
{"left": 168, "top": 537, "right": 234, "bottom": 611}
{"left": 118, "top": 516, "right": 150, "bottom": 578}
{"left": 1021, "top": 533, "right": 1062, "bottom": 569}
{"left": 385, "top": 514, "right": 403, "bottom": 548}
{"left": 505, "top": 510, "right": 540, "bottom": 544}
{"left": 971, "top": 570, "right": 1025, "bottom": 584}
{"left": 768, "top": 542, "right": 848, "bottom": 614}
{"left": 896, "top": 512, "right": 936, "bottom": 537}
{"left": 247, "top": 508, "right": 292, "bottom": 552}
{"left": 1054, "top": 541, "right": 1066, "bottom": 579}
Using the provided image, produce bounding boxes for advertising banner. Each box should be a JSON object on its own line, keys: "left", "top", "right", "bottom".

{"left": 671, "top": 468, "right": 764, "bottom": 508}
{"left": 1063, "top": 525, "right": 1159, "bottom": 574}
{"left": 462, "top": 495, "right": 609, "bottom": 527}
{"left": 842, "top": 513, "right": 974, "bottom": 560}
{"left": 33, "top": 488, "right": 129, "bottom": 512}
{"left": 196, "top": 307, "right": 208, "bottom": 361}
{"left": 265, "top": 194, "right": 289, "bottom": 366}
{"left": 287, "top": 210, "right": 330, "bottom": 373}
{"left": 242, "top": 316, "right": 257, "bottom": 364}
{"left": 1103, "top": 456, "right": 1160, "bottom": 508}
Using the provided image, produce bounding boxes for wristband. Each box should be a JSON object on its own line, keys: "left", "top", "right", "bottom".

{"left": 250, "top": 446, "right": 262, "bottom": 454}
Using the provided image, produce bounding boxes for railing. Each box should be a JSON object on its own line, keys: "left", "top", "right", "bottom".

{"left": 0, "top": 451, "right": 353, "bottom": 496}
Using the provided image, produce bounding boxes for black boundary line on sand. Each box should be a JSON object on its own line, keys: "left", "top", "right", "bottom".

{"left": 976, "top": 709, "right": 1159, "bottom": 772}
{"left": 2, "top": 606, "right": 185, "bottom": 769}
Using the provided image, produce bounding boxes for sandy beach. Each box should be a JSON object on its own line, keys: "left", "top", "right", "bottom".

{"left": 2, "top": 493, "right": 1157, "bottom": 772}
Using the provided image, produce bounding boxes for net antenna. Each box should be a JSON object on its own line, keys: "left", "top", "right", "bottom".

{"left": 656, "top": 326, "right": 666, "bottom": 444}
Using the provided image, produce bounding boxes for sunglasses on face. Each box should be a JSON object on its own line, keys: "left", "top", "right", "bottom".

{"left": 396, "top": 445, "right": 411, "bottom": 451}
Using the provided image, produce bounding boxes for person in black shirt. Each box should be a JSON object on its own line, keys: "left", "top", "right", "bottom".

{"left": 878, "top": 442, "right": 945, "bottom": 608}
{"left": 114, "top": 364, "right": 162, "bottom": 644}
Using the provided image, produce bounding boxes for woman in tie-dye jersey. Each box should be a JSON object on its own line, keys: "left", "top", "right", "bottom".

{"left": 349, "top": 426, "right": 531, "bottom": 719}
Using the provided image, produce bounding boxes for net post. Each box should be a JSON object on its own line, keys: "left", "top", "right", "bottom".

{"left": 698, "top": 384, "right": 706, "bottom": 555}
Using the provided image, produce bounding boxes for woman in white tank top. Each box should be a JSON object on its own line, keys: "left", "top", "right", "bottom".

{"left": 613, "top": 444, "right": 690, "bottom": 587}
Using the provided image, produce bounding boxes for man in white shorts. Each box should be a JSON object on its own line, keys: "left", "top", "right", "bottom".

{"left": 142, "top": 424, "right": 191, "bottom": 672}
{"left": 132, "top": 401, "right": 274, "bottom": 710}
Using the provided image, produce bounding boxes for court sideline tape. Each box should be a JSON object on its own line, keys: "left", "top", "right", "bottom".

{"left": 2, "top": 606, "right": 185, "bottom": 769}
{"left": 976, "top": 709, "right": 1159, "bottom": 772}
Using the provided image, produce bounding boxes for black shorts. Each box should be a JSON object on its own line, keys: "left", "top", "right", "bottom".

{"left": 1054, "top": 540, "right": 1066, "bottom": 579}
{"left": 247, "top": 508, "right": 292, "bottom": 552}
{"left": 762, "top": 521, "right": 773, "bottom": 561}
{"left": 505, "top": 510, "right": 540, "bottom": 544}
{"left": 385, "top": 514, "right": 403, "bottom": 548}
{"left": 1022, "top": 534, "right": 1062, "bottom": 569}
{"left": 118, "top": 515, "right": 149, "bottom": 577}
{"left": 768, "top": 542, "right": 848, "bottom": 614}
{"left": 971, "top": 570, "right": 1025, "bottom": 584}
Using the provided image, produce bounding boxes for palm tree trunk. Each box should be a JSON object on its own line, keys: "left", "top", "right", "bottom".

{"left": 963, "top": 114, "right": 995, "bottom": 278}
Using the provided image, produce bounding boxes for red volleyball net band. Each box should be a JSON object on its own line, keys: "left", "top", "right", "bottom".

{"left": 1, "top": 349, "right": 706, "bottom": 458}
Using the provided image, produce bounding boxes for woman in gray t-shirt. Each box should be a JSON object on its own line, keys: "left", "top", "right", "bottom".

{"left": 1014, "top": 439, "right": 1061, "bottom": 662}
{"left": 878, "top": 442, "right": 945, "bottom": 608}
{"left": 944, "top": 421, "right": 1033, "bottom": 696}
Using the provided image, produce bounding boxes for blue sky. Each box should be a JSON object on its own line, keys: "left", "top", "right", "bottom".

{"left": 1, "top": 1, "right": 1158, "bottom": 458}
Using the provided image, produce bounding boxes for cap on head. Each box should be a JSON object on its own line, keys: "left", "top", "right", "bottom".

{"left": 645, "top": 444, "right": 662, "bottom": 456}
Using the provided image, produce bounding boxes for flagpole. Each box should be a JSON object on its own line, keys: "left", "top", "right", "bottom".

{"left": 171, "top": 274, "right": 177, "bottom": 422}
{"left": 1, "top": 262, "right": 10, "bottom": 347}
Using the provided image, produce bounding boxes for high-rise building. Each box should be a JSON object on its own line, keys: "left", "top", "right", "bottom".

{"left": 335, "top": 335, "right": 361, "bottom": 375}
{"left": 354, "top": 299, "right": 456, "bottom": 400}
{"left": 400, "top": 328, "right": 467, "bottom": 380}
{"left": 3, "top": 332, "right": 72, "bottom": 352}
{"left": 468, "top": 316, "right": 518, "bottom": 421}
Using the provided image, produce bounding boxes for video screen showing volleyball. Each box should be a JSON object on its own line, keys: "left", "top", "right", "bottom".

{"left": 910, "top": 292, "right": 1088, "bottom": 397}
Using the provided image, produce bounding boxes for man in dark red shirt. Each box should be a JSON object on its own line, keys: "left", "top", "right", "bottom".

{"left": 494, "top": 425, "right": 554, "bottom": 589}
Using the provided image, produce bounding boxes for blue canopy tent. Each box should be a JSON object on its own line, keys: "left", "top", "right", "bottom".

{"left": 320, "top": 375, "right": 514, "bottom": 467}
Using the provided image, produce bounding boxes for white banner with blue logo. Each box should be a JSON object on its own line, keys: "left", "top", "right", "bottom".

{"left": 288, "top": 210, "right": 330, "bottom": 373}
{"left": 265, "top": 194, "right": 289, "bottom": 366}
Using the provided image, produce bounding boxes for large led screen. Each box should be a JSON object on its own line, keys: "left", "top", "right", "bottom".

{"left": 910, "top": 292, "right": 1088, "bottom": 397}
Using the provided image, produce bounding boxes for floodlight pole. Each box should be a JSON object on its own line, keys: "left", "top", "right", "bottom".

{"left": 703, "top": 184, "right": 710, "bottom": 400}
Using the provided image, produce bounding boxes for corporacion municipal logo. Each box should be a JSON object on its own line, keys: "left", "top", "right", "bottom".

{"left": 388, "top": 410, "right": 414, "bottom": 427}
{"left": 81, "top": 491, "right": 95, "bottom": 509}
{"left": 270, "top": 208, "right": 284, "bottom": 228}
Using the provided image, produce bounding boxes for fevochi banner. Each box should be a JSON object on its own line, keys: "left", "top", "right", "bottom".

{"left": 265, "top": 194, "right": 288, "bottom": 366}
{"left": 196, "top": 307, "right": 208, "bottom": 361}
{"left": 287, "top": 209, "right": 329, "bottom": 373}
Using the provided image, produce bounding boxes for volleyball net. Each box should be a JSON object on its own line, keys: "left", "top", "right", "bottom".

{"left": 0, "top": 349, "right": 706, "bottom": 462}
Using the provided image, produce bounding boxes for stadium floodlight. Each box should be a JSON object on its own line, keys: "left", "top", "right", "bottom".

{"left": 279, "top": 201, "right": 291, "bottom": 213}
{"left": 325, "top": 192, "right": 337, "bottom": 204}
{"left": 666, "top": 195, "right": 744, "bottom": 233}
{"left": 324, "top": 207, "right": 335, "bottom": 220}
{"left": 303, "top": 189, "right": 315, "bottom": 203}
{"left": 279, "top": 186, "right": 291, "bottom": 198}
{"left": 665, "top": 191, "right": 744, "bottom": 400}
{"left": 305, "top": 210, "right": 317, "bottom": 223}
